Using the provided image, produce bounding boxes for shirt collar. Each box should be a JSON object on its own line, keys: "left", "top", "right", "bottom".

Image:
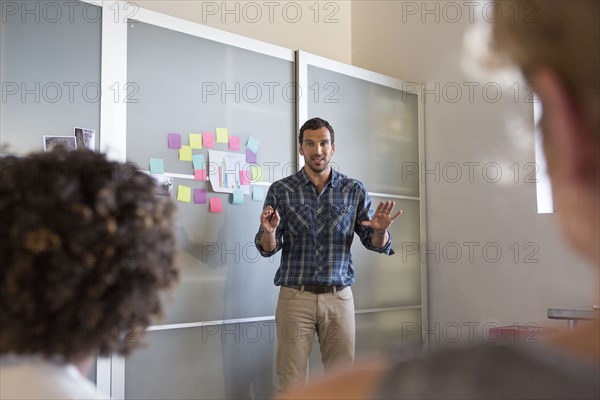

{"left": 298, "top": 167, "right": 341, "bottom": 188}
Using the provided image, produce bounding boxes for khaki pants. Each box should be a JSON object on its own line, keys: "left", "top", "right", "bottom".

{"left": 275, "top": 285, "right": 355, "bottom": 392}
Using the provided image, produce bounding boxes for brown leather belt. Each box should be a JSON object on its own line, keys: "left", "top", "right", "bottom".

{"left": 285, "top": 285, "right": 347, "bottom": 294}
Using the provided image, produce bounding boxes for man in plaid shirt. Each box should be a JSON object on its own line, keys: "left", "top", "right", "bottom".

{"left": 255, "top": 117, "right": 402, "bottom": 392}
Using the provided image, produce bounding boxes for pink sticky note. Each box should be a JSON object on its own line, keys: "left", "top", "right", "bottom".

{"left": 194, "top": 188, "right": 207, "bottom": 204}
{"left": 203, "top": 132, "right": 215, "bottom": 148}
{"left": 229, "top": 136, "right": 241, "bottom": 151}
{"left": 209, "top": 197, "right": 223, "bottom": 213}
{"left": 246, "top": 149, "right": 257, "bottom": 163}
{"left": 168, "top": 133, "right": 181, "bottom": 149}
{"left": 240, "top": 170, "right": 251, "bottom": 185}
{"left": 194, "top": 169, "right": 207, "bottom": 181}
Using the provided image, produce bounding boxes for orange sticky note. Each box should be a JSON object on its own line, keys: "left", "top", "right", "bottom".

{"left": 194, "top": 169, "right": 207, "bottom": 181}
{"left": 209, "top": 197, "right": 223, "bottom": 213}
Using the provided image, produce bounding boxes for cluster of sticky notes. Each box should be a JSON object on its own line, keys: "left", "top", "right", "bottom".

{"left": 157, "top": 130, "right": 262, "bottom": 210}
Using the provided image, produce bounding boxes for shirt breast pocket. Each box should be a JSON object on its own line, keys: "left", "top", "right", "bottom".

{"left": 330, "top": 203, "right": 355, "bottom": 233}
{"left": 286, "top": 204, "right": 312, "bottom": 235}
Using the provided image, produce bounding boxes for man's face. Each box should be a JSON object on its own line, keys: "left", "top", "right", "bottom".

{"left": 300, "top": 127, "right": 335, "bottom": 174}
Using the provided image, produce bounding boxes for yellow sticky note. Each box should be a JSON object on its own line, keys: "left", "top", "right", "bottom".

{"left": 189, "top": 133, "right": 203, "bottom": 149}
{"left": 216, "top": 127, "right": 228, "bottom": 143}
{"left": 179, "top": 145, "right": 192, "bottom": 161}
{"left": 177, "top": 185, "right": 191, "bottom": 202}
{"left": 251, "top": 165, "right": 262, "bottom": 181}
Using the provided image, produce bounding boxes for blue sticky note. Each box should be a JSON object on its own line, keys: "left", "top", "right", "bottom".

{"left": 192, "top": 154, "right": 205, "bottom": 171}
{"left": 246, "top": 136, "right": 260, "bottom": 153}
{"left": 252, "top": 186, "right": 265, "bottom": 202}
{"left": 232, "top": 189, "right": 244, "bottom": 205}
{"left": 149, "top": 158, "right": 164, "bottom": 174}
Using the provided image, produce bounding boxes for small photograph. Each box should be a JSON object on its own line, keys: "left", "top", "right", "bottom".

{"left": 74, "top": 127, "right": 96, "bottom": 151}
{"left": 43, "top": 136, "right": 77, "bottom": 152}
{"left": 150, "top": 174, "right": 174, "bottom": 197}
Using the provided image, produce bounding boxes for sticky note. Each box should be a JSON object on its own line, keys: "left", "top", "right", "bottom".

{"left": 251, "top": 165, "right": 262, "bottom": 181}
{"left": 194, "top": 169, "right": 207, "bottom": 181}
{"left": 232, "top": 189, "right": 244, "bottom": 205}
{"left": 177, "top": 185, "right": 191, "bottom": 203}
{"left": 194, "top": 188, "right": 207, "bottom": 204}
{"left": 209, "top": 197, "right": 223, "bottom": 213}
{"left": 229, "top": 136, "right": 241, "bottom": 151}
{"left": 179, "top": 145, "right": 192, "bottom": 161}
{"left": 246, "top": 149, "right": 257, "bottom": 163}
{"left": 246, "top": 136, "right": 260, "bottom": 153}
{"left": 252, "top": 186, "right": 265, "bottom": 201}
{"left": 149, "top": 158, "right": 164, "bottom": 174}
{"left": 240, "top": 170, "right": 251, "bottom": 185}
{"left": 189, "top": 133, "right": 203, "bottom": 149}
{"left": 192, "top": 154, "right": 205, "bottom": 170}
{"left": 203, "top": 132, "right": 215, "bottom": 148}
{"left": 168, "top": 133, "right": 181, "bottom": 149}
{"left": 216, "top": 128, "right": 228, "bottom": 143}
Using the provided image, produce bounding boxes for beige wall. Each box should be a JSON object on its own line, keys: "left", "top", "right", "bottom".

{"left": 352, "top": 0, "right": 598, "bottom": 344}
{"left": 135, "top": 0, "right": 352, "bottom": 63}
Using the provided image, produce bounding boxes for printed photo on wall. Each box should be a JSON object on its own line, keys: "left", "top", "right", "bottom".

{"left": 74, "top": 127, "right": 96, "bottom": 151}
{"left": 43, "top": 136, "right": 77, "bottom": 152}
{"left": 149, "top": 174, "right": 174, "bottom": 197}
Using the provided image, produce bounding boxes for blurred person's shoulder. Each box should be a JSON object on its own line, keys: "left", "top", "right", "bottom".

{"left": 1, "top": 355, "right": 105, "bottom": 400}
{"left": 376, "top": 341, "right": 599, "bottom": 399}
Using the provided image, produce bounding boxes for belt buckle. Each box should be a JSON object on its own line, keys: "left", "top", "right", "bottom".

{"left": 316, "top": 286, "right": 329, "bottom": 294}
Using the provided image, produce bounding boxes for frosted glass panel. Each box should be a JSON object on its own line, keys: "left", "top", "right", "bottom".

{"left": 352, "top": 198, "right": 421, "bottom": 309}
{"left": 126, "top": 22, "right": 295, "bottom": 324}
{"left": 307, "top": 65, "right": 419, "bottom": 197}
{"left": 0, "top": 1, "right": 101, "bottom": 154}
{"left": 156, "top": 180, "right": 280, "bottom": 323}
{"left": 309, "top": 309, "right": 422, "bottom": 377}
{"left": 126, "top": 324, "right": 277, "bottom": 400}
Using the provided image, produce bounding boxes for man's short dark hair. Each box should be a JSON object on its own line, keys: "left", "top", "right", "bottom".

{"left": 0, "top": 149, "right": 178, "bottom": 361}
{"left": 299, "top": 117, "right": 335, "bottom": 144}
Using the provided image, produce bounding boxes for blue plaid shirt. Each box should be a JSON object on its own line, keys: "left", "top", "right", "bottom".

{"left": 255, "top": 169, "right": 394, "bottom": 287}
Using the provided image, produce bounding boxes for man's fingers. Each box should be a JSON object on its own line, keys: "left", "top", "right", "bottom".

{"left": 378, "top": 200, "right": 396, "bottom": 216}
{"left": 390, "top": 209, "right": 403, "bottom": 220}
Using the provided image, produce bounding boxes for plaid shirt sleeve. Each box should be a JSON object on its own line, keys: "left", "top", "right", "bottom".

{"left": 353, "top": 182, "right": 395, "bottom": 255}
{"left": 254, "top": 184, "right": 283, "bottom": 257}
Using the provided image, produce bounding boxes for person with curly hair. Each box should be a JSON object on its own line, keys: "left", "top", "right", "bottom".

{"left": 0, "top": 149, "right": 179, "bottom": 399}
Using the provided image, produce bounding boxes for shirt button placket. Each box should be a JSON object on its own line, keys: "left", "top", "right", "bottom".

{"left": 315, "top": 197, "right": 324, "bottom": 279}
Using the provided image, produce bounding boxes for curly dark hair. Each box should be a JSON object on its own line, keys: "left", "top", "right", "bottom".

{"left": 299, "top": 117, "right": 335, "bottom": 144}
{"left": 0, "top": 149, "right": 178, "bottom": 361}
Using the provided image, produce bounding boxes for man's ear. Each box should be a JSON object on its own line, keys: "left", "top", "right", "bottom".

{"left": 331, "top": 143, "right": 335, "bottom": 156}
{"left": 299, "top": 146, "right": 304, "bottom": 156}
{"left": 532, "top": 68, "right": 598, "bottom": 184}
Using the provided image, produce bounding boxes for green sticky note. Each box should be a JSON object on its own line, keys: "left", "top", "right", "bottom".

{"left": 179, "top": 145, "right": 192, "bottom": 161}
{"left": 216, "top": 127, "right": 228, "bottom": 143}
{"left": 252, "top": 186, "right": 264, "bottom": 201}
{"left": 232, "top": 189, "right": 244, "bottom": 205}
{"left": 177, "top": 185, "right": 191, "bottom": 203}
{"left": 189, "top": 133, "right": 203, "bottom": 149}
{"left": 192, "top": 154, "right": 205, "bottom": 170}
{"left": 251, "top": 165, "right": 262, "bottom": 181}
{"left": 246, "top": 136, "right": 260, "bottom": 153}
{"left": 149, "top": 158, "right": 164, "bottom": 174}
